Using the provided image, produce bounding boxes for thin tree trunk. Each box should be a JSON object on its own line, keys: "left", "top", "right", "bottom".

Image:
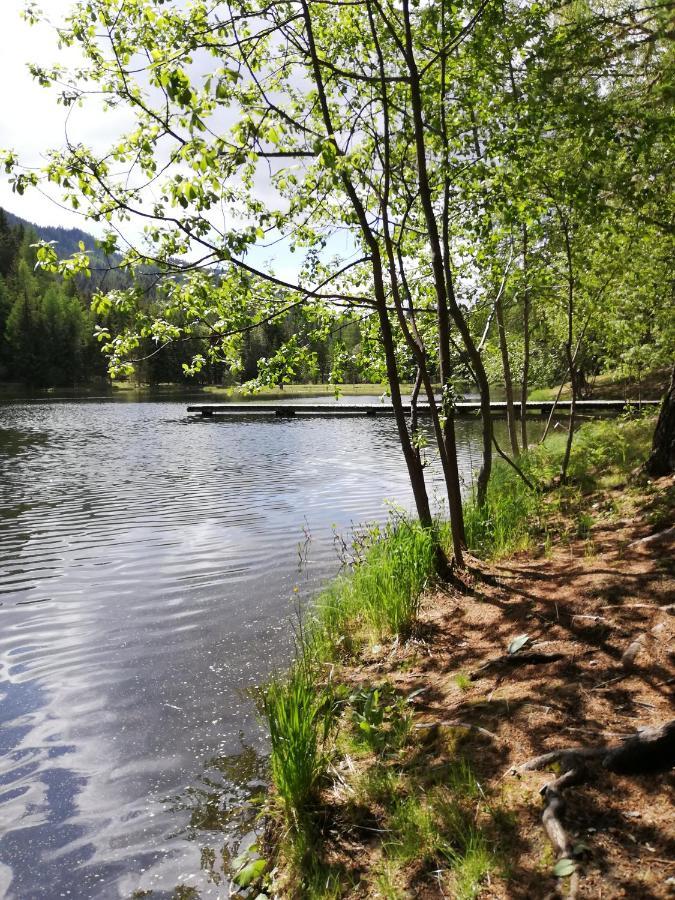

{"left": 495, "top": 292, "right": 519, "bottom": 456}
{"left": 378, "top": 304, "right": 434, "bottom": 525}
{"left": 403, "top": 0, "right": 490, "bottom": 513}
{"left": 540, "top": 375, "right": 568, "bottom": 445}
{"left": 300, "top": 0, "right": 433, "bottom": 527}
{"left": 439, "top": 14, "right": 467, "bottom": 548}
{"left": 410, "top": 366, "right": 422, "bottom": 438}
{"left": 559, "top": 213, "right": 576, "bottom": 484}
{"left": 520, "top": 225, "right": 530, "bottom": 450}
{"left": 388, "top": 0, "right": 467, "bottom": 555}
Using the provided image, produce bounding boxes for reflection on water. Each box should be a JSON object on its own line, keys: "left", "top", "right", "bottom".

{"left": 0, "top": 399, "right": 525, "bottom": 898}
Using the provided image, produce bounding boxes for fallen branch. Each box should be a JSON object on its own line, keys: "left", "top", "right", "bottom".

{"left": 601, "top": 602, "right": 675, "bottom": 613}
{"left": 492, "top": 434, "right": 539, "bottom": 491}
{"left": 627, "top": 525, "right": 675, "bottom": 549}
{"left": 571, "top": 614, "right": 614, "bottom": 625}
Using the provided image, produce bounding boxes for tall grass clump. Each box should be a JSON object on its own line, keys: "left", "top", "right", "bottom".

{"left": 348, "top": 517, "right": 437, "bottom": 637}
{"left": 302, "top": 516, "right": 439, "bottom": 659}
{"left": 262, "top": 659, "right": 336, "bottom": 818}
{"left": 262, "top": 516, "right": 438, "bottom": 828}
{"left": 462, "top": 443, "right": 554, "bottom": 558}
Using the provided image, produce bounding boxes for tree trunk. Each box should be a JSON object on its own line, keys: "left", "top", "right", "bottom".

{"left": 378, "top": 304, "right": 434, "bottom": 528}
{"left": 559, "top": 214, "right": 576, "bottom": 484}
{"left": 646, "top": 365, "right": 675, "bottom": 476}
{"left": 520, "top": 225, "right": 530, "bottom": 450}
{"left": 399, "top": 0, "right": 468, "bottom": 553}
{"left": 495, "top": 294, "right": 519, "bottom": 456}
{"left": 300, "top": 0, "right": 433, "bottom": 529}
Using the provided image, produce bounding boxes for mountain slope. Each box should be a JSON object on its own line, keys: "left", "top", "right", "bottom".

{"left": 4, "top": 208, "right": 104, "bottom": 259}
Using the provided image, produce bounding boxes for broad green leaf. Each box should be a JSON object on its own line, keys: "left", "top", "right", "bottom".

{"left": 233, "top": 858, "right": 267, "bottom": 888}
{"left": 553, "top": 858, "right": 576, "bottom": 878}
{"left": 508, "top": 634, "right": 530, "bottom": 655}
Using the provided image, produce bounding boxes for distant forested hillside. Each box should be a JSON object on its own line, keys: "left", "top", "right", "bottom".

{"left": 0, "top": 208, "right": 363, "bottom": 389}
{"left": 0, "top": 208, "right": 110, "bottom": 386}
{"left": 4, "top": 210, "right": 102, "bottom": 259}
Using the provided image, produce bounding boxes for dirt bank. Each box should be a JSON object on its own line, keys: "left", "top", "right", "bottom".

{"left": 297, "top": 475, "right": 674, "bottom": 898}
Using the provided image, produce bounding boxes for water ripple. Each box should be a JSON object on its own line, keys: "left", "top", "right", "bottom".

{"left": 0, "top": 398, "right": 516, "bottom": 899}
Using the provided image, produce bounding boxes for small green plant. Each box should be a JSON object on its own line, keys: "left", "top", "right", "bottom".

{"left": 349, "top": 683, "right": 411, "bottom": 752}
{"left": 373, "top": 861, "right": 408, "bottom": 899}
{"left": 349, "top": 517, "right": 436, "bottom": 637}
{"left": 454, "top": 672, "right": 471, "bottom": 692}
{"left": 386, "top": 795, "right": 444, "bottom": 864}
{"left": 445, "top": 839, "right": 493, "bottom": 900}
{"left": 353, "top": 764, "right": 403, "bottom": 806}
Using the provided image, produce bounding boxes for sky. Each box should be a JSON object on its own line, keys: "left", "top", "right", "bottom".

{"left": 0, "top": 0, "right": 358, "bottom": 283}
{"left": 0, "top": 0, "right": 116, "bottom": 233}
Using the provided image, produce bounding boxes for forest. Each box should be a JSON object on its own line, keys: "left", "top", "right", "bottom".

{"left": 0, "top": 208, "right": 367, "bottom": 388}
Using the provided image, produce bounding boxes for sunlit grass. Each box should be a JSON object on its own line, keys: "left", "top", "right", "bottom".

{"left": 262, "top": 660, "right": 336, "bottom": 817}
{"left": 262, "top": 516, "right": 438, "bottom": 831}
{"left": 464, "top": 412, "right": 656, "bottom": 558}
{"left": 304, "top": 517, "right": 439, "bottom": 661}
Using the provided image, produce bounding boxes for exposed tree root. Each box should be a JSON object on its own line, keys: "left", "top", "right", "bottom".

{"left": 512, "top": 721, "right": 675, "bottom": 896}
{"left": 415, "top": 720, "right": 500, "bottom": 741}
{"left": 603, "top": 720, "right": 675, "bottom": 774}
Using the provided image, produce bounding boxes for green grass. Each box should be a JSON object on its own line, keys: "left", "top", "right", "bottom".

{"left": 262, "top": 517, "right": 439, "bottom": 829}
{"left": 110, "top": 380, "right": 447, "bottom": 399}
{"left": 262, "top": 659, "right": 336, "bottom": 817}
{"left": 527, "top": 385, "right": 562, "bottom": 401}
{"left": 463, "top": 412, "right": 656, "bottom": 558}
{"left": 380, "top": 763, "right": 494, "bottom": 896}
{"left": 305, "top": 517, "right": 440, "bottom": 662}
{"left": 205, "top": 382, "right": 399, "bottom": 400}
{"left": 454, "top": 672, "right": 472, "bottom": 692}
{"left": 527, "top": 366, "right": 669, "bottom": 402}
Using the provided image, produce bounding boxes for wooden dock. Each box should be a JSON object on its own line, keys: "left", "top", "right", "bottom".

{"left": 187, "top": 399, "right": 658, "bottom": 418}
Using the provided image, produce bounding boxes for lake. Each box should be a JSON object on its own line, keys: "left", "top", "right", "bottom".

{"left": 0, "top": 398, "right": 522, "bottom": 899}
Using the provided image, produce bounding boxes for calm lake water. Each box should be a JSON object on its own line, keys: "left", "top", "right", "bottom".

{"left": 0, "top": 398, "right": 517, "bottom": 899}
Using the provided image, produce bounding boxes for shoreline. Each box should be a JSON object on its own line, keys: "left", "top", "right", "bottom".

{"left": 238, "top": 412, "right": 674, "bottom": 898}
{"left": 0, "top": 366, "right": 669, "bottom": 404}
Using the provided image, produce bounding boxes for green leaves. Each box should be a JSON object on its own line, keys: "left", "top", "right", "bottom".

{"left": 553, "top": 858, "right": 576, "bottom": 877}
{"left": 2, "top": 0, "right": 667, "bottom": 465}
{"left": 232, "top": 856, "right": 267, "bottom": 888}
